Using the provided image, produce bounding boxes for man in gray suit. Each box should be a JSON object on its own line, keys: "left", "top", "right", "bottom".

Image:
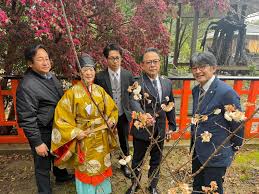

{"left": 126, "top": 48, "right": 176, "bottom": 194}
{"left": 95, "top": 43, "right": 133, "bottom": 178}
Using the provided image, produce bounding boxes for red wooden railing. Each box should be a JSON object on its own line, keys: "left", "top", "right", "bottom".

{"left": 0, "top": 76, "right": 258, "bottom": 144}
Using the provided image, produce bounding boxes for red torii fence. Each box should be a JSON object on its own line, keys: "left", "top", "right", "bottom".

{"left": 0, "top": 76, "right": 258, "bottom": 144}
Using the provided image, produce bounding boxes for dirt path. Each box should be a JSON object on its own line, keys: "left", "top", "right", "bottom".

{"left": 0, "top": 146, "right": 258, "bottom": 194}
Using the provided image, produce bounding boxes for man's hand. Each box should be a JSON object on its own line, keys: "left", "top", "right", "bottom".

{"left": 35, "top": 143, "right": 49, "bottom": 157}
{"left": 166, "top": 130, "right": 173, "bottom": 141}
{"left": 146, "top": 113, "right": 155, "bottom": 127}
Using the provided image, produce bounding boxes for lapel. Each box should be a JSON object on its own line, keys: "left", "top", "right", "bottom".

{"left": 199, "top": 78, "right": 218, "bottom": 113}
{"left": 159, "top": 76, "right": 166, "bottom": 102}
{"left": 142, "top": 73, "right": 159, "bottom": 101}
{"left": 120, "top": 68, "right": 125, "bottom": 95}
{"left": 103, "top": 69, "right": 113, "bottom": 96}
{"left": 193, "top": 86, "right": 200, "bottom": 114}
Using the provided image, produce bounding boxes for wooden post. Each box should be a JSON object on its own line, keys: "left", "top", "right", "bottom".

{"left": 190, "top": 9, "right": 199, "bottom": 57}
{"left": 173, "top": 3, "right": 182, "bottom": 66}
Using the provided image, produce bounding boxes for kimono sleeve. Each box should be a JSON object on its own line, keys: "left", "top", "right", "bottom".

{"left": 51, "top": 89, "right": 83, "bottom": 152}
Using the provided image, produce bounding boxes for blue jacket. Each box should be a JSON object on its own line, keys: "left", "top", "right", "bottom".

{"left": 191, "top": 77, "right": 244, "bottom": 167}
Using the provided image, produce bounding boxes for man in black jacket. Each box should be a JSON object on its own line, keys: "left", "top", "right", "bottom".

{"left": 95, "top": 43, "right": 133, "bottom": 178}
{"left": 16, "top": 44, "right": 73, "bottom": 194}
{"left": 126, "top": 48, "right": 176, "bottom": 194}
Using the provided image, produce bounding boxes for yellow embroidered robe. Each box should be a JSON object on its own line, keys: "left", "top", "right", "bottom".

{"left": 51, "top": 82, "right": 118, "bottom": 176}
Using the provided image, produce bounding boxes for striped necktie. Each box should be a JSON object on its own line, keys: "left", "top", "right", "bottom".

{"left": 198, "top": 87, "right": 205, "bottom": 104}
{"left": 152, "top": 79, "right": 160, "bottom": 101}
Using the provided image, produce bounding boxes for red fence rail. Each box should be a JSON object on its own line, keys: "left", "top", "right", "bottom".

{"left": 0, "top": 76, "right": 258, "bottom": 144}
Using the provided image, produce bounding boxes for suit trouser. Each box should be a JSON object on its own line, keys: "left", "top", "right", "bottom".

{"left": 32, "top": 133, "right": 69, "bottom": 194}
{"left": 192, "top": 151, "right": 226, "bottom": 194}
{"left": 131, "top": 138, "right": 164, "bottom": 188}
{"left": 117, "top": 114, "right": 130, "bottom": 156}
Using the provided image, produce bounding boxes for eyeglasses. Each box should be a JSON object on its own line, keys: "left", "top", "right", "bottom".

{"left": 191, "top": 65, "right": 209, "bottom": 71}
{"left": 108, "top": 56, "right": 121, "bottom": 62}
{"left": 143, "top": 59, "right": 160, "bottom": 65}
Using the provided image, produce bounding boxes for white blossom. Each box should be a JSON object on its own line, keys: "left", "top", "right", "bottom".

{"left": 201, "top": 131, "right": 212, "bottom": 142}
{"left": 214, "top": 108, "right": 221, "bottom": 115}
{"left": 224, "top": 112, "right": 233, "bottom": 121}
{"left": 118, "top": 155, "right": 132, "bottom": 166}
{"left": 125, "top": 155, "right": 132, "bottom": 163}
{"left": 133, "top": 85, "right": 141, "bottom": 95}
{"left": 133, "top": 93, "right": 142, "bottom": 100}
{"left": 0, "top": 69, "right": 5, "bottom": 74}
{"left": 118, "top": 159, "right": 127, "bottom": 166}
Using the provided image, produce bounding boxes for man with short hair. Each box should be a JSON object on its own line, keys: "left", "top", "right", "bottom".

{"left": 190, "top": 51, "right": 244, "bottom": 194}
{"left": 16, "top": 44, "right": 74, "bottom": 194}
{"left": 126, "top": 48, "right": 176, "bottom": 194}
{"left": 95, "top": 43, "right": 133, "bottom": 178}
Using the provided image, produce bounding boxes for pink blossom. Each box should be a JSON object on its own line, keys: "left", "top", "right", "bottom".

{"left": 0, "top": 10, "right": 9, "bottom": 25}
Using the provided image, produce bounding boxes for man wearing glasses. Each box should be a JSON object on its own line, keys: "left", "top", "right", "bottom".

{"left": 126, "top": 48, "right": 176, "bottom": 194}
{"left": 95, "top": 43, "right": 133, "bottom": 178}
{"left": 190, "top": 51, "right": 244, "bottom": 194}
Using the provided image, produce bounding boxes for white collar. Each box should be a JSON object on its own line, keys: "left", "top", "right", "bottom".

{"left": 201, "top": 75, "right": 215, "bottom": 92}
{"left": 148, "top": 75, "right": 159, "bottom": 82}
{"left": 108, "top": 67, "right": 120, "bottom": 77}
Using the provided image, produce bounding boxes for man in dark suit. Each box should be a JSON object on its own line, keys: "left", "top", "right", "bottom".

{"left": 126, "top": 48, "right": 176, "bottom": 194}
{"left": 190, "top": 51, "right": 244, "bottom": 194}
{"left": 16, "top": 44, "right": 74, "bottom": 194}
{"left": 95, "top": 43, "right": 133, "bottom": 178}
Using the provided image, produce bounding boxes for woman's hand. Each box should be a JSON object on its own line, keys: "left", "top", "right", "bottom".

{"left": 76, "top": 130, "right": 88, "bottom": 140}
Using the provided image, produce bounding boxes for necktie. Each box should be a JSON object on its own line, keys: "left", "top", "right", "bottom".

{"left": 198, "top": 87, "right": 205, "bottom": 104}
{"left": 112, "top": 73, "right": 119, "bottom": 92}
{"left": 152, "top": 80, "right": 159, "bottom": 100}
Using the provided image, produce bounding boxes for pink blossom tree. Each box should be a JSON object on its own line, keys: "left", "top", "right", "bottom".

{"left": 0, "top": 0, "right": 230, "bottom": 80}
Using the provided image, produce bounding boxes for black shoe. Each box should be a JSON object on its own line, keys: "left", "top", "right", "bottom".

{"left": 55, "top": 174, "right": 75, "bottom": 184}
{"left": 121, "top": 165, "right": 131, "bottom": 178}
{"left": 148, "top": 186, "right": 159, "bottom": 194}
{"left": 125, "top": 182, "right": 139, "bottom": 194}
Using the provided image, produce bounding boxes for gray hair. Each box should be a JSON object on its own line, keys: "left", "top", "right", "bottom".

{"left": 190, "top": 51, "right": 217, "bottom": 67}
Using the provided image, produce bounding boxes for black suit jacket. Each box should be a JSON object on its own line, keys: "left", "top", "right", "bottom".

{"left": 95, "top": 68, "right": 133, "bottom": 121}
{"left": 16, "top": 69, "right": 63, "bottom": 147}
{"left": 130, "top": 73, "right": 176, "bottom": 141}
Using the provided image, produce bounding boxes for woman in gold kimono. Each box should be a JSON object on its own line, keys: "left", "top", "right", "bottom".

{"left": 51, "top": 55, "right": 118, "bottom": 194}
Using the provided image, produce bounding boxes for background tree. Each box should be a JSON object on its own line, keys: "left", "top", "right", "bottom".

{"left": 0, "top": 0, "right": 231, "bottom": 80}
{"left": 0, "top": 0, "right": 172, "bottom": 79}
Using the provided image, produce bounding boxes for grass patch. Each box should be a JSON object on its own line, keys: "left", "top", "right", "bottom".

{"left": 239, "top": 174, "right": 250, "bottom": 181}
{"left": 234, "top": 150, "right": 259, "bottom": 167}
{"left": 233, "top": 150, "right": 259, "bottom": 182}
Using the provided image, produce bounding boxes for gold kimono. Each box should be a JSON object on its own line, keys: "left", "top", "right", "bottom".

{"left": 51, "top": 81, "right": 118, "bottom": 177}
